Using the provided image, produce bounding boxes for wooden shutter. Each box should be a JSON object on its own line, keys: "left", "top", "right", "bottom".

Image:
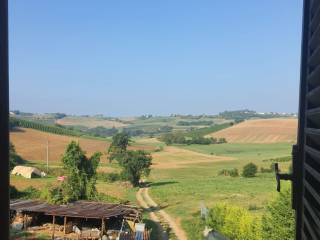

{"left": 295, "top": 0, "right": 320, "bottom": 239}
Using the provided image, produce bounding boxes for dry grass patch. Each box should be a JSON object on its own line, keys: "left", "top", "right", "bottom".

{"left": 10, "top": 128, "right": 110, "bottom": 163}
{"left": 208, "top": 118, "right": 297, "bottom": 143}
{"left": 152, "top": 146, "right": 233, "bottom": 169}
{"left": 56, "top": 116, "right": 127, "bottom": 128}
{"left": 10, "top": 128, "right": 156, "bottom": 164}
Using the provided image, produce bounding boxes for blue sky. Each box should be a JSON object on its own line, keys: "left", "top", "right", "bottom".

{"left": 9, "top": 1, "right": 302, "bottom": 116}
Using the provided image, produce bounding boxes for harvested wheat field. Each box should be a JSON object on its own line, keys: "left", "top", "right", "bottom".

{"left": 10, "top": 128, "right": 155, "bottom": 163}
{"left": 10, "top": 128, "right": 111, "bottom": 163}
{"left": 152, "top": 146, "right": 233, "bottom": 169}
{"left": 208, "top": 118, "right": 298, "bottom": 143}
{"left": 56, "top": 116, "right": 127, "bottom": 128}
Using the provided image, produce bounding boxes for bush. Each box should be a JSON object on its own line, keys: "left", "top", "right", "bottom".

{"left": 242, "top": 163, "right": 258, "bottom": 177}
{"left": 104, "top": 172, "right": 121, "bottom": 183}
{"left": 218, "top": 168, "right": 239, "bottom": 177}
{"left": 262, "top": 188, "right": 295, "bottom": 240}
{"left": 10, "top": 185, "right": 20, "bottom": 199}
{"left": 206, "top": 203, "right": 262, "bottom": 240}
{"left": 260, "top": 167, "right": 273, "bottom": 173}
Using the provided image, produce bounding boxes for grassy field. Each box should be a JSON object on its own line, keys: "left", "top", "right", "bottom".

{"left": 208, "top": 118, "right": 297, "bottom": 143}
{"left": 145, "top": 142, "right": 293, "bottom": 238}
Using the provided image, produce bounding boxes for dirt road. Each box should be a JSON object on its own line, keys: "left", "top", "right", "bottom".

{"left": 136, "top": 186, "right": 187, "bottom": 240}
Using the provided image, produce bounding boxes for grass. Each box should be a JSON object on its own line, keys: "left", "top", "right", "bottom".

{"left": 179, "top": 143, "right": 291, "bottom": 161}
{"left": 145, "top": 142, "right": 293, "bottom": 239}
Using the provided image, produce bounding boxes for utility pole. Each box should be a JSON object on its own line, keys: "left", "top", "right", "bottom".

{"left": 46, "top": 139, "right": 49, "bottom": 172}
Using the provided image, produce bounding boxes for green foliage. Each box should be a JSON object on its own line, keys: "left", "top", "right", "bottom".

{"left": 160, "top": 132, "right": 227, "bottom": 145}
{"left": 206, "top": 203, "right": 262, "bottom": 240}
{"left": 102, "top": 172, "right": 121, "bottom": 182}
{"left": 218, "top": 109, "right": 295, "bottom": 121}
{"left": 184, "top": 123, "right": 232, "bottom": 138}
{"left": 262, "top": 188, "right": 295, "bottom": 240}
{"left": 86, "top": 126, "right": 118, "bottom": 137}
{"left": 56, "top": 141, "right": 102, "bottom": 203}
{"left": 118, "top": 150, "right": 152, "bottom": 187}
{"left": 262, "top": 156, "right": 292, "bottom": 163}
{"left": 10, "top": 186, "right": 41, "bottom": 200}
{"left": 9, "top": 142, "right": 25, "bottom": 171}
{"left": 218, "top": 168, "right": 239, "bottom": 177}
{"left": 108, "top": 132, "right": 131, "bottom": 162}
{"left": 242, "top": 163, "right": 258, "bottom": 178}
{"left": 10, "top": 185, "right": 20, "bottom": 199}
{"left": 177, "top": 120, "right": 213, "bottom": 126}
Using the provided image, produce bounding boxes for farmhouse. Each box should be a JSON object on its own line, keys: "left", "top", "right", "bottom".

{"left": 10, "top": 200, "right": 150, "bottom": 240}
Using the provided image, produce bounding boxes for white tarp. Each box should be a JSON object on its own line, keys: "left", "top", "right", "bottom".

{"left": 11, "top": 166, "right": 46, "bottom": 179}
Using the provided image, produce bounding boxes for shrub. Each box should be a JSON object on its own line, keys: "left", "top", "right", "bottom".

{"left": 10, "top": 185, "right": 20, "bottom": 199}
{"left": 242, "top": 163, "right": 258, "bottom": 177}
{"left": 104, "top": 172, "right": 121, "bottom": 182}
{"left": 262, "top": 188, "right": 295, "bottom": 240}
{"left": 260, "top": 167, "right": 273, "bottom": 173}
{"left": 229, "top": 168, "right": 239, "bottom": 177}
{"left": 218, "top": 168, "right": 239, "bottom": 177}
{"left": 206, "top": 203, "right": 262, "bottom": 240}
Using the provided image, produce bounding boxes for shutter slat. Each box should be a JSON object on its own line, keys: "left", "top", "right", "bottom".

{"left": 305, "top": 163, "right": 320, "bottom": 182}
{"left": 307, "top": 65, "right": 320, "bottom": 87}
{"left": 308, "top": 46, "right": 320, "bottom": 67}
{"left": 304, "top": 180, "right": 320, "bottom": 207}
{"left": 304, "top": 198, "right": 320, "bottom": 232}
{"left": 304, "top": 216, "right": 319, "bottom": 240}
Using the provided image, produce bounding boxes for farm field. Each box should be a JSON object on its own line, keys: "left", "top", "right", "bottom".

{"left": 56, "top": 116, "right": 127, "bottom": 128}
{"left": 208, "top": 118, "right": 298, "bottom": 143}
{"left": 10, "top": 128, "right": 156, "bottom": 164}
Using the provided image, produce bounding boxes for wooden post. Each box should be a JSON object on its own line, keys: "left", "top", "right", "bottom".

{"left": 23, "top": 214, "right": 27, "bottom": 230}
{"left": 51, "top": 215, "right": 55, "bottom": 240}
{"left": 63, "top": 216, "right": 67, "bottom": 235}
{"left": 101, "top": 218, "right": 105, "bottom": 237}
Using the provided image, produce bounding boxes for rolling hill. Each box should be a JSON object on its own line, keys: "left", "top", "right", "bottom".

{"left": 207, "top": 118, "right": 298, "bottom": 143}
{"left": 10, "top": 128, "right": 155, "bottom": 163}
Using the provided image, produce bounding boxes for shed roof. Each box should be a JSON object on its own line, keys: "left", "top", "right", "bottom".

{"left": 10, "top": 200, "right": 140, "bottom": 220}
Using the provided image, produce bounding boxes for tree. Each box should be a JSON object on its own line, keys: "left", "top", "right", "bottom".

{"left": 118, "top": 150, "right": 152, "bottom": 187}
{"left": 9, "top": 142, "right": 24, "bottom": 171}
{"left": 262, "top": 188, "right": 295, "bottom": 240}
{"left": 242, "top": 163, "right": 258, "bottom": 177}
{"left": 58, "top": 141, "right": 102, "bottom": 203}
{"left": 108, "top": 132, "right": 130, "bottom": 162}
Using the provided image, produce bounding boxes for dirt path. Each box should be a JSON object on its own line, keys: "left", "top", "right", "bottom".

{"left": 136, "top": 186, "right": 187, "bottom": 240}
{"left": 136, "top": 188, "right": 168, "bottom": 240}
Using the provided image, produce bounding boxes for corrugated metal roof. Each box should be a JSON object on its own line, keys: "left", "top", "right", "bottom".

{"left": 10, "top": 200, "right": 140, "bottom": 219}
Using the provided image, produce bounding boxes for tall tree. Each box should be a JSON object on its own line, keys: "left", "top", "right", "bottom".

{"left": 61, "top": 141, "right": 102, "bottom": 202}
{"left": 119, "top": 150, "right": 152, "bottom": 187}
{"left": 108, "top": 132, "right": 130, "bottom": 162}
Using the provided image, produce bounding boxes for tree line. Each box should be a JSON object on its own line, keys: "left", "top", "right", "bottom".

{"left": 160, "top": 132, "right": 227, "bottom": 145}
{"left": 10, "top": 117, "right": 82, "bottom": 137}
{"left": 176, "top": 120, "right": 214, "bottom": 126}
